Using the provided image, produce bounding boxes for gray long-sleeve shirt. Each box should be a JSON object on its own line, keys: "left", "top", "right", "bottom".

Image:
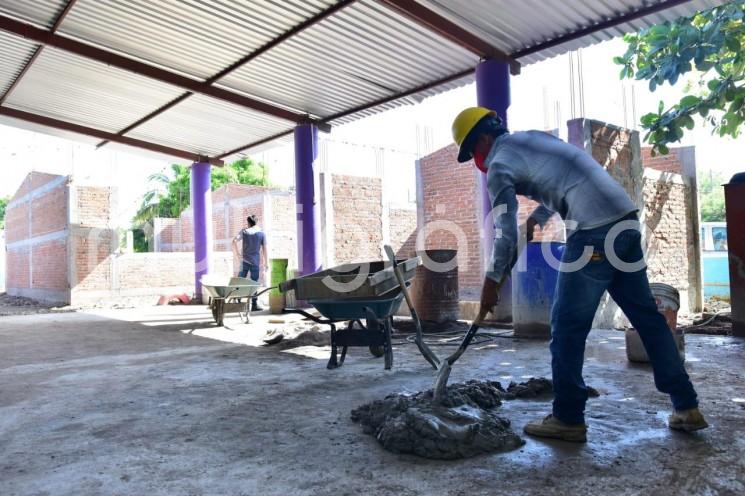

{"left": 485, "top": 130, "right": 637, "bottom": 282}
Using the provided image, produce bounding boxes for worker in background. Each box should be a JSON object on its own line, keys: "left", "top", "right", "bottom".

{"left": 451, "top": 107, "right": 707, "bottom": 442}
{"left": 232, "top": 214, "right": 267, "bottom": 312}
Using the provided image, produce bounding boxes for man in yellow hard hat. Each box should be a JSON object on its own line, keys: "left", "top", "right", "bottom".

{"left": 451, "top": 107, "right": 706, "bottom": 442}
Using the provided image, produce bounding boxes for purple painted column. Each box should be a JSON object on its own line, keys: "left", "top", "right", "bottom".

{"left": 475, "top": 59, "right": 512, "bottom": 320}
{"left": 294, "top": 123, "right": 321, "bottom": 275}
{"left": 191, "top": 161, "right": 213, "bottom": 302}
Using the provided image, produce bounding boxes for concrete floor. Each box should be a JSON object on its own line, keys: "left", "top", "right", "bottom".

{"left": 1, "top": 306, "right": 744, "bottom": 496}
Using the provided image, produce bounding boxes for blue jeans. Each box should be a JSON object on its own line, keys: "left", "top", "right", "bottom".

{"left": 550, "top": 215, "right": 698, "bottom": 424}
{"left": 239, "top": 262, "right": 260, "bottom": 305}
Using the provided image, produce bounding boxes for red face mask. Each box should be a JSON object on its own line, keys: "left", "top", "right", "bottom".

{"left": 472, "top": 146, "right": 488, "bottom": 173}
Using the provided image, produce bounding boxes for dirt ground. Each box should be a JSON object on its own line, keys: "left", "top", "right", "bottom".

{"left": 1, "top": 306, "right": 744, "bottom": 495}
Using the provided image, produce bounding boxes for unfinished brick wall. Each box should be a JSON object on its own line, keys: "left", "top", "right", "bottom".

{"left": 4, "top": 172, "right": 69, "bottom": 303}
{"left": 418, "top": 144, "right": 483, "bottom": 297}
{"left": 642, "top": 170, "right": 698, "bottom": 313}
{"left": 152, "top": 184, "right": 297, "bottom": 273}
{"left": 332, "top": 174, "right": 383, "bottom": 263}
{"left": 389, "top": 207, "right": 417, "bottom": 258}
{"left": 570, "top": 118, "right": 700, "bottom": 321}
{"left": 641, "top": 147, "right": 684, "bottom": 174}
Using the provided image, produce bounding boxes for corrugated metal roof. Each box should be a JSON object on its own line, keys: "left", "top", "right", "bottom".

{"left": 126, "top": 93, "right": 291, "bottom": 157}
{"left": 0, "top": 0, "right": 730, "bottom": 159}
{"left": 58, "top": 0, "right": 337, "bottom": 80}
{"left": 418, "top": 0, "right": 725, "bottom": 65}
{"left": 0, "top": 31, "right": 37, "bottom": 96}
{"left": 0, "top": 0, "right": 67, "bottom": 28}
{"left": 4, "top": 48, "right": 184, "bottom": 132}
{"left": 218, "top": 0, "right": 476, "bottom": 118}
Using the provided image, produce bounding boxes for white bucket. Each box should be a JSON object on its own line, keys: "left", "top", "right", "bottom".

{"left": 626, "top": 283, "right": 684, "bottom": 363}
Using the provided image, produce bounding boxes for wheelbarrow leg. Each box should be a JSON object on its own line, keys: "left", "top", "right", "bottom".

{"left": 327, "top": 324, "right": 339, "bottom": 370}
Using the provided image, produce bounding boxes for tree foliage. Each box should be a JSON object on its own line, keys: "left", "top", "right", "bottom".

{"left": 134, "top": 158, "right": 269, "bottom": 224}
{"left": 616, "top": 0, "right": 745, "bottom": 154}
{"left": 698, "top": 169, "right": 727, "bottom": 222}
{"left": 0, "top": 196, "right": 9, "bottom": 229}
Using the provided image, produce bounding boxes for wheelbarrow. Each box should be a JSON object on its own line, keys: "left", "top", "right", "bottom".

{"left": 279, "top": 256, "right": 423, "bottom": 370}
{"left": 200, "top": 276, "right": 273, "bottom": 326}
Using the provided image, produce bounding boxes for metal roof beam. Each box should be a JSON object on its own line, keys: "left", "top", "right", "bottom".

{"left": 0, "top": 14, "right": 313, "bottom": 124}
{"left": 217, "top": 67, "right": 475, "bottom": 159}
{"left": 0, "top": 106, "right": 224, "bottom": 166}
{"left": 96, "top": 0, "right": 351, "bottom": 149}
{"left": 0, "top": 0, "right": 78, "bottom": 105}
{"left": 511, "top": 0, "right": 694, "bottom": 58}
{"left": 377, "top": 0, "right": 520, "bottom": 75}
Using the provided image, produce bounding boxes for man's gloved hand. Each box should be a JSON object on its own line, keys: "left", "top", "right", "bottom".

{"left": 479, "top": 276, "right": 501, "bottom": 319}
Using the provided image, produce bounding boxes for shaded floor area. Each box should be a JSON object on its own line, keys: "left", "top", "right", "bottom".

{"left": 1, "top": 306, "right": 744, "bottom": 495}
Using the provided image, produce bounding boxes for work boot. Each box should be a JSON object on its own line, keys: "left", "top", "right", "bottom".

{"left": 251, "top": 301, "right": 263, "bottom": 312}
{"left": 668, "top": 408, "right": 709, "bottom": 432}
{"left": 523, "top": 414, "right": 588, "bottom": 443}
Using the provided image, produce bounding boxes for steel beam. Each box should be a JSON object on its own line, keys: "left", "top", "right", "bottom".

{"left": 378, "top": 0, "right": 520, "bottom": 75}
{"left": 0, "top": 106, "right": 223, "bottom": 165}
{"left": 96, "top": 0, "right": 352, "bottom": 148}
{"left": 0, "top": 14, "right": 310, "bottom": 123}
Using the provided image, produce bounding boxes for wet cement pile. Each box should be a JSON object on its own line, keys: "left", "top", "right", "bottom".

{"left": 351, "top": 377, "right": 599, "bottom": 459}
{"left": 351, "top": 380, "right": 523, "bottom": 460}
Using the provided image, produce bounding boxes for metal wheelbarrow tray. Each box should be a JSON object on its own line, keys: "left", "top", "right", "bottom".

{"left": 201, "top": 276, "right": 271, "bottom": 326}
{"left": 279, "top": 257, "right": 420, "bottom": 370}
{"left": 278, "top": 258, "right": 420, "bottom": 300}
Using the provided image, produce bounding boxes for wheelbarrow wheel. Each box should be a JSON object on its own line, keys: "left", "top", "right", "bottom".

{"left": 368, "top": 345, "right": 385, "bottom": 358}
{"left": 212, "top": 299, "right": 225, "bottom": 326}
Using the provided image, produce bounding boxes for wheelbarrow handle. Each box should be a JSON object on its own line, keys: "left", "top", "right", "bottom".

{"left": 383, "top": 245, "right": 440, "bottom": 369}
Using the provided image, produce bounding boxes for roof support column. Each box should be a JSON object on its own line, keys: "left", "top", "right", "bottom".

{"left": 191, "top": 161, "right": 213, "bottom": 302}
{"left": 294, "top": 123, "right": 321, "bottom": 275}
{"left": 475, "top": 58, "right": 512, "bottom": 320}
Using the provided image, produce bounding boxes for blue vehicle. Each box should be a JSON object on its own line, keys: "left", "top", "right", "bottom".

{"left": 701, "top": 222, "right": 729, "bottom": 298}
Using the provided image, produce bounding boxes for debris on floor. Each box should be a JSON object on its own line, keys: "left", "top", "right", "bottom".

{"left": 262, "top": 321, "right": 331, "bottom": 348}
{"left": 0, "top": 293, "right": 68, "bottom": 316}
{"left": 351, "top": 377, "right": 602, "bottom": 459}
{"left": 681, "top": 312, "right": 732, "bottom": 336}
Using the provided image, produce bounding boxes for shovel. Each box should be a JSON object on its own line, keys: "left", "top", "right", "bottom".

{"left": 383, "top": 245, "right": 440, "bottom": 369}
{"left": 432, "top": 307, "right": 488, "bottom": 404}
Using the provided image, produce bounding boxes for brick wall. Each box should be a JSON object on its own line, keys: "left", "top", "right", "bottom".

{"left": 4, "top": 172, "right": 70, "bottom": 303}
{"left": 332, "top": 174, "right": 383, "bottom": 263}
{"left": 641, "top": 147, "right": 684, "bottom": 174}
{"left": 418, "top": 144, "right": 483, "bottom": 297}
{"left": 642, "top": 170, "right": 698, "bottom": 313}
{"left": 389, "top": 207, "right": 417, "bottom": 257}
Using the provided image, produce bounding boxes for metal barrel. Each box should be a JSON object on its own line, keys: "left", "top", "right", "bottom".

{"left": 412, "top": 249, "right": 460, "bottom": 326}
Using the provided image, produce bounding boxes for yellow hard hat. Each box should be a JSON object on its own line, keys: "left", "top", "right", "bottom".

{"left": 452, "top": 107, "right": 496, "bottom": 163}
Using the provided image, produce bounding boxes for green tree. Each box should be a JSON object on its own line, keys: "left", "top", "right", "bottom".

{"left": 698, "top": 169, "right": 727, "bottom": 221}
{"left": 133, "top": 158, "right": 269, "bottom": 224}
{"left": 616, "top": 0, "right": 745, "bottom": 154}
{"left": 0, "top": 196, "right": 9, "bottom": 229}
